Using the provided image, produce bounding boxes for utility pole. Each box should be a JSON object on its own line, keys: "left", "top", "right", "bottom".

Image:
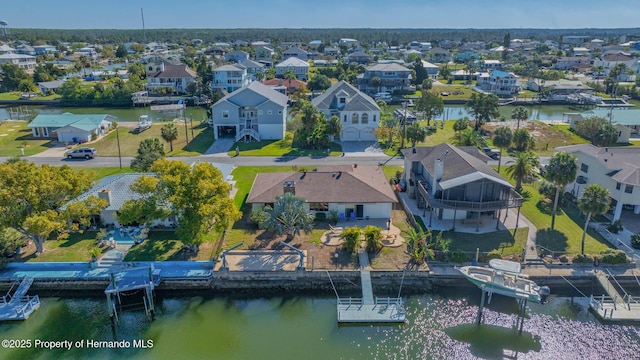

{"left": 190, "top": 113, "right": 194, "bottom": 139}
{"left": 141, "top": 8, "right": 146, "bottom": 43}
{"left": 183, "top": 106, "right": 190, "bottom": 147}
{"left": 116, "top": 126, "right": 122, "bottom": 170}
{"left": 400, "top": 100, "right": 408, "bottom": 149}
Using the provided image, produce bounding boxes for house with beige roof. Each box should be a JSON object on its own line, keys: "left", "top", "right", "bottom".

{"left": 556, "top": 144, "right": 640, "bottom": 221}
{"left": 247, "top": 165, "right": 397, "bottom": 220}
{"left": 402, "top": 143, "right": 523, "bottom": 231}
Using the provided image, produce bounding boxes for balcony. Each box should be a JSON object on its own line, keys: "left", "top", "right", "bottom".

{"left": 414, "top": 176, "right": 523, "bottom": 212}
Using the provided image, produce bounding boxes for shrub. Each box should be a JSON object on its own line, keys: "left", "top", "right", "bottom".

{"left": 599, "top": 249, "right": 629, "bottom": 264}
{"left": 250, "top": 207, "right": 269, "bottom": 229}
{"left": 444, "top": 249, "right": 468, "bottom": 263}
{"left": 89, "top": 247, "right": 102, "bottom": 260}
{"left": 341, "top": 227, "right": 361, "bottom": 253}
{"left": 558, "top": 255, "right": 569, "bottom": 263}
{"left": 364, "top": 226, "right": 383, "bottom": 253}
{"left": 96, "top": 229, "right": 108, "bottom": 241}
{"left": 479, "top": 249, "right": 502, "bottom": 263}
{"left": 571, "top": 253, "right": 594, "bottom": 263}
{"left": 538, "top": 181, "right": 557, "bottom": 201}
{"left": 314, "top": 212, "right": 327, "bottom": 222}
{"left": 327, "top": 210, "right": 339, "bottom": 224}
{"left": 607, "top": 220, "right": 623, "bottom": 234}
{"left": 631, "top": 233, "right": 640, "bottom": 250}
{"left": 91, "top": 132, "right": 98, "bottom": 141}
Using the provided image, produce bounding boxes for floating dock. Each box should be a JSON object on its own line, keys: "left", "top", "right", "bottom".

{"left": 334, "top": 252, "right": 406, "bottom": 323}
{"left": 589, "top": 270, "right": 640, "bottom": 322}
{"left": 0, "top": 277, "right": 40, "bottom": 321}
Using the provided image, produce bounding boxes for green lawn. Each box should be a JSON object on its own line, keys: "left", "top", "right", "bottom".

{"left": 231, "top": 166, "right": 299, "bottom": 210}
{"left": 443, "top": 228, "right": 528, "bottom": 256}
{"left": 25, "top": 232, "right": 98, "bottom": 262}
{"left": 91, "top": 122, "right": 214, "bottom": 157}
{"left": 123, "top": 231, "right": 216, "bottom": 261}
{"left": 0, "top": 121, "right": 55, "bottom": 156}
{"left": 431, "top": 85, "right": 474, "bottom": 101}
{"left": 0, "top": 92, "right": 20, "bottom": 100}
{"left": 497, "top": 168, "right": 612, "bottom": 256}
{"left": 228, "top": 132, "right": 343, "bottom": 157}
{"left": 78, "top": 167, "right": 136, "bottom": 181}
{"left": 382, "top": 166, "right": 403, "bottom": 182}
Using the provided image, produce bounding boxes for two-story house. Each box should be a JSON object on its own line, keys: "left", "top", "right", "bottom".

{"left": 557, "top": 144, "right": 640, "bottom": 222}
{"left": 312, "top": 80, "right": 381, "bottom": 141}
{"left": 275, "top": 57, "right": 309, "bottom": 81}
{"left": 283, "top": 46, "right": 309, "bottom": 61}
{"left": 210, "top": 81, "right": 288, "bottom": 142}
{"left": 255, "top": 45, "right": 275, "bottom": 66}
{"left": 476, "top": 60, "right": 503, "bottom": 71}
{"left": 356, "top": 63, "right": 412, "bottom": 95}
{"left": 427, "top": 48, "right": 452, "bottom": 63}
{"left": 475, "top": 70, "right": 521, "bottom": 97}
{"left": 0, "top": 53, "right": 37, "bottom": 73}
{"left": 347, "top": 51, "right": 371, "bottom": 65}
{"left": 593, "top": 51, "right": 637, "bottom": 81}
{"left": 212, "top": 64, "right": 251, "bottom": 93}
{"left": 224, "top": 50, "right": 250, "bottom": 63}
{"left": 402, "top": 143, "right": 523, "bottom": 231}
{"left": 240, "top": 59, "right": 265, "bottom": 81}
{"left": 146, "top": 61, "right": 197, "bottom": 94}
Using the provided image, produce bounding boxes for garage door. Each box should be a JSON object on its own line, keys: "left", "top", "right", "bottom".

{"left": 360, "top": 128, "right": 377, "bottom": 141}
{"left": 58, "top": 131, "right": 89, "bottom": 143}
{"left": 341, "top": 128, "right": 358, "bottom": 141}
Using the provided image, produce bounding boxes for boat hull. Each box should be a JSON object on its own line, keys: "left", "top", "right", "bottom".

{"left": 459, "top": 266, "right": 542, "bottom": 303}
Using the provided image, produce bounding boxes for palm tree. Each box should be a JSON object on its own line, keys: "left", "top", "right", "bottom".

{"left": 161, "top": 123, "right": 179, "bottom": 152}
{"left": 578, "top": 184, "right": 610, "bottom": 255}
{"left": 326, "top": 115, "right": 342, "bottom": 141}
{"left": 453, "top": 118, "right": 469, "bottom": 132}
{"left": 512, "top": 128, "right": 535, "bottom": 152}
{"left": 505, "top": 151, "right": 539, "bottom": 191}
{"left": 511, "top": 106, "right": 528, "bottom": 130}
{"left": 492, "top": 126, "right": 512, "bottom": 173}
{"left": 371, "top": 76, "right": 382, "bottom": 93}
{"left": 283, "top": 69, "right": 297, "bottom": 89}
{"left": 546, "top": 152, "right": 577, "bottom": 230}
{"left": 450, "top": 128, "right": 487, "bottom": 147}
{"left": 406, "top": 122, "right": 428, "bottom": 148}
{"left": 262, "top": 192, "right": 314, "bottom": 241}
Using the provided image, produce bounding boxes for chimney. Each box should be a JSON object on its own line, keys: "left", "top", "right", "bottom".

{"left": 283, "top": 181, "right": 296, "bottom": 195}
{"left": 432, "top": 159, "right": 444, "bottom": 192}
{"left": 98, "top": 189, "right": 111, "bottom": 206}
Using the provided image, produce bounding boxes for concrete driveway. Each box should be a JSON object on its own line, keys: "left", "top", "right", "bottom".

{"left": 337, "top": 141, "right": 384, "bottom": 157}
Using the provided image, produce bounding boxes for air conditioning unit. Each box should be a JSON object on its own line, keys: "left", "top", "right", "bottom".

{"left": 576, "top": 176, "right": 588, "bottom": 184}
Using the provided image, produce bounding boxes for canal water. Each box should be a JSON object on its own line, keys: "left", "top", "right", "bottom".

{"left": 0, "top": 106, "right": 209, "bottom": 124}
{"left": 1, "top": 291, "right": 638, "bottom": 359}
{"left": 0, "top": 104, "right": 585, "bottom": 124}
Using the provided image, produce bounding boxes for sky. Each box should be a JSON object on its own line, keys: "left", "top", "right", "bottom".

{"left": 3, "top": 0, "right": 640, "bottom": 29}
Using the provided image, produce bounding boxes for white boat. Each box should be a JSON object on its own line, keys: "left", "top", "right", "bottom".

{"left": 458, "top": 265, "right": 549, "bottom": 304}
{"left": 137, "top": 115, "right": 152, "bottom": 132}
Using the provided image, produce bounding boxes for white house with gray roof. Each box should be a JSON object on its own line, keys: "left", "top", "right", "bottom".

{"left": 567, "top": 108, "right": 640, "bottom": 143}
{"left": 356, "top": 63, "right": 413, "bottom": 95}
{"left": 275, "top": 57, "right": 309, "bottom": 81}
{"left": 312, "top": 80, "right": 381, "bottom": 142}
{"left": 211, "top": 81, "right": 288, "bottom": 141}
{"left": 557, "top": 144, "right": 640, "bottom": 221}
{"left": 212, "top": 64, "right": 251, "bottom": 93}
{"left": 28, "top": 113, "right": 114, "bottom": 143}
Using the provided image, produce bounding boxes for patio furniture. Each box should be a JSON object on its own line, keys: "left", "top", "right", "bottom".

{"left": 350, "top": 212, "right": 356, "bottom": 221}
{"left": 339, "top": 213, "right": 346, "bottom": 222}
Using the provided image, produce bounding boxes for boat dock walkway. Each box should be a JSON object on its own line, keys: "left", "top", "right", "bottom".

{"left": 336, "top": 251, "right": 406, "bottom": 323}
{"left": 589, "top": 269, "right": 640, "bottom": 322}
{"left": 0, "top": 277, "right": 40, "bottom": 321}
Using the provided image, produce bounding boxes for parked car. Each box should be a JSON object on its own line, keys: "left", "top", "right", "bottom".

{"left": 65, "top": 147, "right": 97, "bottom": 160}
{"left": 482, "top": 147, "right": 500, "bottom": 160}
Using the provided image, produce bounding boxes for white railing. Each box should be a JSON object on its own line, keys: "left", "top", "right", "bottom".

{"left": 235, "top": 128, "right": 261, "bottom": 142}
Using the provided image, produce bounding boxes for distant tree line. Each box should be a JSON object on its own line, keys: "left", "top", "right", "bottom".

{"left": 7, "top": 28, "right": 640, "bottom": 47}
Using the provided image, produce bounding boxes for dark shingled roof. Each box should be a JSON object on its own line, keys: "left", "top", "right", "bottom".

{"left": 246, "top": 166, "right": 397, "bottom": 204}
{"left": 402, "top": 143, "right": 512, "bottom": 189}
{"left": 150, "top": 61, "right": 196, "bottom": 79}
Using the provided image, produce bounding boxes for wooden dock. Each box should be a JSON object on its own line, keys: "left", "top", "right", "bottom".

{"left": 0, "top": 277, "right": 40, "bottom": 321}
{"left": 589, "top": 270, "right": 640, "bottom": 322}
{"left": 336, "top": 252, "right": 406, "bottom": 323}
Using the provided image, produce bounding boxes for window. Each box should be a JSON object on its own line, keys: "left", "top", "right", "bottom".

{"left": 344, "top": 115, "right": 347, "bottom": 122}
{"left": 361, "top": 113, "right": 368, "bottom": 124}
{"left": 580, "top": 163, "right": 589, "bottom": 173}
{"left": 278, "top": 110, "right": 282, "bottom": 115}
{"left": 352, "top": 113, "right": 359, "bottom": 124}
{"left": 339, "top": 97, "right": 346, "bottom": 104}
{"left": 373, "top": 115, "right": 377, "bottom": 122}
{"left": 625, "top": 185, "right": 634, "bottom": 194}
{"left": 34, "top": 127, "right": 39, "bottom": 136}
{"left": 309, "top": 203, "right": 329, "bottom": 211}
{"left": 267, "top": 110, "right": 272, "bottom": 115}
{"left": 616, "top": 182, "right": 621, "bottom": 190}
{"left": 222, "top": 110, "right": 229, "bottom": 119}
